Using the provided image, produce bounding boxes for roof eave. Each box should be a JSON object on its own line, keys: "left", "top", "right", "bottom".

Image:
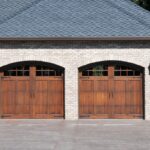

{"left": 0, "top": 37, "right": 150, "bottom": 41}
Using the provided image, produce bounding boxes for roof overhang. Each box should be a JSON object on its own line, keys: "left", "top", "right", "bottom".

{"left": 0, "top": 37, "right": 150, "bottom": 41}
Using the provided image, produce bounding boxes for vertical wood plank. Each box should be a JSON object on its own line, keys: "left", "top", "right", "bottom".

{"left": 30, "top": 66, "right": 36, "bottom": 117}
{"left": 0, "top": 72, "right": 4, "bottom": 118}
{"left": 108, "top": 66, "right": 114, "bottom": 117}
{"left": 79, "top": 65, "right": 143, "bottom": 119}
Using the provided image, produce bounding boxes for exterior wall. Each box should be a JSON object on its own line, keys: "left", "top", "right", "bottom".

{"left": 0, "top": 41, "right": 149, "bottom": 120}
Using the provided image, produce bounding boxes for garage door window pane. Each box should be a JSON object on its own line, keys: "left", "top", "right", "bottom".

{"left": 36, "top": 66, "right": 63, "bottom": 76}
{"left": 114, "top": 65, "right": 141, "bottom": 77}
{"left": 81, "top": 65, "right": 108, "bottom": 76}
{"left": 4, "top": 65, "right": 29, "bottom": 76}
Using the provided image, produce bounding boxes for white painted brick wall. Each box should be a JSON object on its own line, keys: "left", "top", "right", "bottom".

{"left": 0, "top": 47, "right": 149, "bottom": 120}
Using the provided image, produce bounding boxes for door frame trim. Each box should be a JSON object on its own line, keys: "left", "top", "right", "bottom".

{"left": 78, "top": 60, "right": 145, "bottom": 119}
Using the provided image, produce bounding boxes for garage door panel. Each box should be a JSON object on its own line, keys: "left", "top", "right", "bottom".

{"left": 48, "top": 80, "right": 63, "bottom": 92}
{"left": 126, "top": 80, "right": 143, "bottom": 115}
{"left": 15, "top": 80, "right": 31, "bottom": 114}
{"left": 34, "top": 80, "right": 64, "bottom": 116}
{"left": 15, "top": 105, "right": 30, "bottom": 114}
{"left": 113, "top": 80, "right": 126, "bottom": 114}
{"left": 0, "top": 64, "right": 64, "bottom": 119}
{"left": 34, "top": 106, "right": 48, "bottom": 114}
{"left": 34, "top": 80, "right": 48, "bottom": 114}
{"left": 95, "top": 80, "right": 109, "bottom": 114}
{"left": 33, "top": 81, "right": 48, "bottom": 106}
{"left": 80, "top": 92, "right": 94, "bottom": 114}
{"left": 2, "top": 81, "right": 15, "bottom": 114}
{"left": 34, "top": 105, "right": 48, "bottom": 114}
{"left": 49, "top": 105, "right": 62, "bottom": 114}
{"left": 48, "top": 80, "right": 64, "bottom": 115}
{"left": 134, "top": 81, "right": 143, "bottom": 115}
{"left": 125, "top": 81, "right": 134, "bottom": 114}
{"left": 80, "top": 80, "right": 94, "bottom": 116}
{"left": 19, "top": 106, "right": 30, "bottom": 114}
{"left": 79, "top": 64, "right": 143, "bottom": 119}
{"left": 1, "top": 80, "right": 31, "bottom": 115}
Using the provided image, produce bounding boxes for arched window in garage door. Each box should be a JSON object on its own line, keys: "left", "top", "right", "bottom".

{"left": 0, "top": 61, "right": 64, "bottom": 119}
{"left": 79, "top": 61, "right": 144, "bottom": 119}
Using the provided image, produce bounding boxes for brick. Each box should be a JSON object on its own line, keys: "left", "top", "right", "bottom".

{"left": 0, "top": 41, "right": 149, "bottom": 120}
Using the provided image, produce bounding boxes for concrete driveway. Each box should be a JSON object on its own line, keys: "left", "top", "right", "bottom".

{"left": 0, "top": 119, "right": 149, "bottom": 150}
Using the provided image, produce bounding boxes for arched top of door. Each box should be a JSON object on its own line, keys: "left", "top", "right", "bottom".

{"left": 79, "top": 61, "right": 144, "bottom": 77}
{"left": 0, "top": 61, "right": 64, "bottom": 77}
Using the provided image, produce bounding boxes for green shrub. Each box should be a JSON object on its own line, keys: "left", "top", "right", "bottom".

{"left": 132, "top": 0, "right": 150, "bottom": 10}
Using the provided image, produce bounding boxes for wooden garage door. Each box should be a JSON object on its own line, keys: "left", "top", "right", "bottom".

{"left": 0, "top": 63, "right": 64, "bottom": 119}
{"left": 79, "top": 64, "right": 144, "bottom": 119}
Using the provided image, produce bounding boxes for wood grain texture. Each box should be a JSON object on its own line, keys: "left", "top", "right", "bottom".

{"left": 79, "top": 67, "right": 143, "bottom": 119}
{"left": 0, "top": 68, "right": 64, "bottom": 119}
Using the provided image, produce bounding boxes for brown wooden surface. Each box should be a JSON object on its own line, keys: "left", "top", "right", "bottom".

{"left": 79, "top": 66, "right": 143, "bottom": 119}
{"left": 0, "top": 67, "right": 64, "bottom": 119}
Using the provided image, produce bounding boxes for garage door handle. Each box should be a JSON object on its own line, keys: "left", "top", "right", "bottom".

{"left": 30, "top": 92, "right": 33, "bottom": 98}
{"left": 109, "top": 92, "right": 113, "bottom": 98}
{"left": 30, "top": 92, "right": 35, "bottom": 98}
{"left": 112, "top": 91, "right": 113, "bottom": 98}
